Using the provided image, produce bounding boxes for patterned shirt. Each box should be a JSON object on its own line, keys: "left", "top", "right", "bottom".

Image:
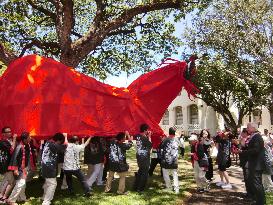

{"left": 63, "top": 143, "right": 85, "bottom": 171}
{"left": 41, "top": 141, "right": 65, "bottom": 178}
{"left": 135, "top": 134, "right": 152, "bottom": 163}
{"left": 160, "top": 137, "right": 179, "bottom": 169}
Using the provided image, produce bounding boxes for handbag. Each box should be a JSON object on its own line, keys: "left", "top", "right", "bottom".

{"left": 198, "top": 153, "right": 209, "bottom": 167}
{"left": 210, "top": 146, "right": 218, "bottom": 158}
{"left": 195, "top": 143, "right": 209, "bottom": 167}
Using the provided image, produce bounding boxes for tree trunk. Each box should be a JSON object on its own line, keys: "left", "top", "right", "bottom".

{"left": 269, "top": 104, "right": 273, "bottom": 125}
{"left": 222, "top": 111, "right": 240, "bottom": 135}
{"left": 269, "top": 93, "right": 273, "bottom": 125}
{"left": 60, "top": 50, "right": 82, "bottom": 68}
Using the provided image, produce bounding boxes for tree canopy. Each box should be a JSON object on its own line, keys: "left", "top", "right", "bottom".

{"left": 184, "top": 0, "right": 273, "bottom": 132}
{"left": 0, "top": 0, "right": 209, "bottom": 79}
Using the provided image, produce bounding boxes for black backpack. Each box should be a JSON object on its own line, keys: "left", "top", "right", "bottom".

{"left": 0, "top": 140, "right": 12, "bottom": 174}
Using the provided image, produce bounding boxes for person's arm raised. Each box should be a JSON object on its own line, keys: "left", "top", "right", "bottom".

{"left": 11, "top": 134, "right": 17, "bottom": 150}
{"left": 125, "top": 131, "right": 133, "bottom": 141}
{"left": 84, "top": 136, "right": 93, "bottom": 147}
{"left": 147, "top": 131, "right": 152, "bottom": 142}
{"left": 63, "top": 133, "right": 68, "bottom": 145}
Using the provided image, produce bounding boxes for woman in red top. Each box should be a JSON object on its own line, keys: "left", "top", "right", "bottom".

{"left": 189, "top": 133, "right": 210, "bottom": 193}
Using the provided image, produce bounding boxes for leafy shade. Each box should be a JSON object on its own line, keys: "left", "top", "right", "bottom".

{"left": 193, "top": 57, "right": 271, "bottom": 132}
{"left": 184, "top": 0, "right": 273, "bottom": 132}
{"left": 0, "top": 0, "right": 210, "bottom": 79}
{"left": 0, "top": 61, "right": 7, "bottom": 76}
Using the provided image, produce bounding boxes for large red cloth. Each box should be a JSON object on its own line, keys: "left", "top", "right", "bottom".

{"left": 0, "top": 55, "right": 198, "bottom": 144}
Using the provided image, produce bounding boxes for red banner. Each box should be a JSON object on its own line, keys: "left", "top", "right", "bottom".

{"left": 0, "top": 55, "right": 198, "bottom": 145}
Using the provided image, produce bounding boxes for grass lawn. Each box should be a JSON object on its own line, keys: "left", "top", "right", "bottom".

{"left": 266, "top": 193, "right": 273, "bottom": 204}
{"left": 5, "top": 142, "right": 273, "bottom": 204}
{"left": 23, "top": 144, "right": 195, "bottom": 205}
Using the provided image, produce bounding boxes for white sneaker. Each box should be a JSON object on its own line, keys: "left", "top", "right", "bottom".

{"left": 216, "top": 181, "right": 225, "bottom": 186}
{"left": 61, "top": 185, "right": 68, "bottom": 190}
{"left": 221, "top": 183, "right": 232, "bottom": 189}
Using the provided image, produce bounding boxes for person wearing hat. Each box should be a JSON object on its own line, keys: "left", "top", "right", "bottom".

{"left": 159, "top": 127, "right": 180, "bottom": 194}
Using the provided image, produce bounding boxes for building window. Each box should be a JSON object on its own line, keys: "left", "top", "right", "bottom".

{"left": 162, "top": 110, "right": 169, "bottom": 125}
{"left": 253, "top": 108, "right": 262, "bottom": 125}
{"left": 189, "top": 104, "right": 199, "bottom": 124}
{"left": 175, "top": 106, "right": 183, "bottom": 125}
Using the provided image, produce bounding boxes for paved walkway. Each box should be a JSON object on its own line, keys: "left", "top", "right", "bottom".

{"left": 185, "top": 165, "right": 252, "bottom": 205}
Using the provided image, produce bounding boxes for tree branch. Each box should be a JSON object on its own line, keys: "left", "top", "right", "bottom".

{"left": 104, "top": 1, "right": 184, "bottom": 33}
{"left": 72, "top": 31, "right": 82, "bottom": 38}
{"left": 0, "top": 42, "right": 17, "bottom": 65}
{"left": 53, "top": 0, "right": 74, "bottom": 49}
{"left": 19, "top": 40, "right": 60, "bottom": 57}
{"left": 107, "top": 28, "right": 135, "bottom": 37}
{"left": 27, "top": 0, "right": 56, "bottom": 19}
{"left": 73, "top": 0, "right": 188, "bottom": 64}
{"left": 28, "top": 0, "right": 75, "bottom": 50}
{"left": 93, "top": 0, "right": 106, "bottom": 29}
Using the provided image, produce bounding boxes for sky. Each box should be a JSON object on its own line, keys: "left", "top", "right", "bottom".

{"left": 104, "top": 13, "right": 193, "bottom": 88}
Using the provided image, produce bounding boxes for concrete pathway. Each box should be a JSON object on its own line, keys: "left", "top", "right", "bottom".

{"left": 185, "top": 165, "right": 253, "bottom": 205}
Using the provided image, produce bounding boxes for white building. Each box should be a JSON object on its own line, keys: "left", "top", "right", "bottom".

{"left": 159, "top": 90, "right": 272, "bottom": 136}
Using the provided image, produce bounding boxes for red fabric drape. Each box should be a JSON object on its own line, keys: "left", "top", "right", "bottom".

{"left": 0, "top": 55, "right": 198, "bottom": 146}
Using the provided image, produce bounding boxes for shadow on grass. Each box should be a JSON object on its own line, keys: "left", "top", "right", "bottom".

{"left": 23, "top": 144, "right": 196, "bottom": 205}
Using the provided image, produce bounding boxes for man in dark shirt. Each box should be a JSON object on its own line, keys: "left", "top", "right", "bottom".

{"left": 105, "top": 131, "right": 133, "bottom": 194}
{"left": 160, "top": 127, "right": 179, "bottom": 193}
{"left": 241, "top": 122, "right": 266, "bottom": 205}
{"left": 239, "top": 128, "right": 253, "bottom": 199}
{"left": 85, "top": 137, "right": 105, "bottom": 188}
{"left": 41, "top": 133, "right": 67, "bottom": 205}
{"left": 134, "top": 123, "right": 152, "bottom": 192}
{"left": 6, "top": 132, "right": 31, "bottom": 205}
{"left": 0, "top": 127, "right": 16, "bottom": 203}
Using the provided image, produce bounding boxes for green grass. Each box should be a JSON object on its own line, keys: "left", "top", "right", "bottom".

{"left": 23, "top": 144, "right": 195, "bottom": 205}
{"left": 13, "top": 143, "right": 273, "bottom": 204}
{"left": 266, "top": 193, "right": 273, "bottom": 204}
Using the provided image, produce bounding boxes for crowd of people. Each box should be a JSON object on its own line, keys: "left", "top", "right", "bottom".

{"left": 188, "top": 122, "right": 273, "bottom": 205}
{"left": 0, "top": 122, "right": 272, "bottom": 205}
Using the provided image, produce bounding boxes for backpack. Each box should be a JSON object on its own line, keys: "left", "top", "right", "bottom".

{"left": 195, "top": 143, "right": 209, "bottom": 168}
{"left": 0, "top": 140, "right": 12, "bottom": 174}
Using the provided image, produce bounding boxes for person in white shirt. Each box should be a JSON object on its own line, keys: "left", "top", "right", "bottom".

{"left": 262, "top": 129, "right": 273, "bottom": 145}
{"left": 63, "top": 135, "right": 92, "bottom": 196}
{"left": 262, "top": 137, "right": 273, "bottom": 193}
{"left": 178, "top": 131, "right": 185, "bottom": 158}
